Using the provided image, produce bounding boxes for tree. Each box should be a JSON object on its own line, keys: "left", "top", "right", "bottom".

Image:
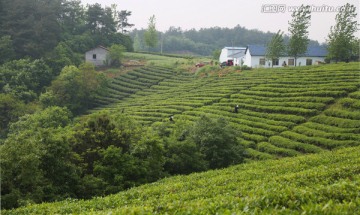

{"left": 0, "top": 94, "right": 28, "bottom": 139}
{"left": 118, "top": 10, "right": 134, "bottom": 33}
{"left": 1, "top": 107, "right": 77, "bottom": 209}
{"left": 0, "top": 36, "right": 15, "bottom": 64}
{"left": 0, "top": 59, "right": 53, "bottom": 102}
{"left": 288, "top": 5, "right": 311, "bottom": 66}
{"left": 190, "top": 115, "right": 244, "bottom": 169}
{"left": 47, "top": 63, "right": 107, "bottom": 114}
{"left": 133, "top": 32, "right": 143, "bottom": 51}
{"left": 144, "top": 15, "right": 158, "bottom": 49}
{"left": 108, "top": 44, "right": 126, "bottom": 66}
{"left": 212, "top": 49, "right": 221, "bottom": 61}
{"left": 0, "top": 0, "right": 62, "bottom": 58}
{"left": 266, "top": 30, "right": 286, "bottom": 67}
{"left": 327, "top": 3, "right": 358, "bottom": 62}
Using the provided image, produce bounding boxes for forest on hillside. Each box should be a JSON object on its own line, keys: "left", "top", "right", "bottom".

{"left": 130, "top": 25, "right": 322, "bottom": 56}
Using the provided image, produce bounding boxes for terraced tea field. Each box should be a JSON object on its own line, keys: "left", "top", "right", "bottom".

{"left": 5, "top": 145, "right": 360, "bottom": 214}
{"left": 90, "top": 63, "right": 360, "bottom": 160}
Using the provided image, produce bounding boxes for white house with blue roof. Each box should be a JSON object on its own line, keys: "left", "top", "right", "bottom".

{"left": 244, "top": 45, "right": 327, "bottom": 68}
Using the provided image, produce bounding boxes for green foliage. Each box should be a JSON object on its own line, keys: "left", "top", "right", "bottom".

{"left": 47, "top": 63, "right": 108, "bottom": 114}
{"left": 45, "top": 42, "right": 82, "bottom": 76}
{"left": 0, "top": 59, "right": 53, "bottom": 102}
{"left": 5, "top": 146, "right": 360, "bottom": 214}
{"left": 71, "top": 111, "right": 165, "bottom": 198}
{"left": 1, "top": 107, "right": 76, "bottom": 209}
{"left": 327, "top": 3, "right": 358, "bottom": 62}
{"left": 0, "top": 0, "right": 61, "bottom": 58}
{"left": 144, "top": 15, "right": 158, "bottom": 49}
{"left": 117, "top": 10, "right": 134, "bottom": 33}
{"left": 0, "top": 94, "right": 28, "bottom": 138}
{"left": 190, "top": 115, "right": 244, "bottom": 169}
{"left": 288, "top": 5, "right": 311, "bottom": 65}
{"left": 0, "top": 36, "right": 16, "bottom": 64}
{"left": 266, "top": 30, "right": 286, "bottom": 66}
{"left": 212, "top": 49, "right": 221, "bottom": 60}
{"left": 108, "top": 44, "right": 126, "bottom": 67}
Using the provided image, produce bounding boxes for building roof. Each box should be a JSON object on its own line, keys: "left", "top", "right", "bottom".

{"left": 86, "top": 45, "right": 109, "bottom": 53}
{"left": 223, "top": 47, "right": 247, "bottom": 50}
{"left": 245, "top": 45, "right": 327, "bottom": 57}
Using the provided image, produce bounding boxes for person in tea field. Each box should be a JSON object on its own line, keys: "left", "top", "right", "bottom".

{"left": 234, "top": 105, "right": 239, "bottom": 113}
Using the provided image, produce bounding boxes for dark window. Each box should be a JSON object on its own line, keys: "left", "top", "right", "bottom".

{"left": 93, "top": 54, "right": 96, "bottom": 59}
{"left": 306, "top": 59, "right": 312, "bottom": 65}
{"left": 288, "top": 59, "right": 294, "bottom": 66}
{"left": 259, "top": 58, "right": 265, "bottom": 65}
{"left": 272, "top": 58, "right": 279, "bottom": 66}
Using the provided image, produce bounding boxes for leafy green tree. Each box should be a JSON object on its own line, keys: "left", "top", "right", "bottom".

{"left": 108, "top": 44, "right": 126, "bottom": 66}
{"left": 1, "top": 107, "right": 77, "bottom": 209}
{"left": 133, "top": 32, "right": 143, "bottom": 51}
{"left": 288, "top": 5, "right": 311, "bottom": 66}
{"left": 0, "top": 94, "right": 28, "bottom": 139}
{"left": 71, "top": 112, "right": 164, "bottom": 198}
{"left": 0, "top": 0, "right": 62, "bottom": 58}
{"left": 144, "top": 15, "right": 158, "bottom": 49}
{"left": 46, "top": 42, "right": 81, "bottom": 76}
{"left": 0, "top": 59, "right": 53, "bottom": 102}
{"left": 266, "top": 30, "right": 286, "bottom": 67}
{"left": 0, "top": 35, "right": 16, "bottom": 64}
{"left": 212, "top": 49, "right": 221, "bottom": 61}
{"left": 48, "top": 63, "right": 107, "bottom": 114}
{"left": 190, "top": 115, "right": 244, "bottom": 169}
{"left": 118, "top": 10, "right": 134, "bottom": 33}
{"left": 154, "top": 120, "right": 208, "bottom": 175}
{"left": 327, "top": 3, "right": 358, "bottom": 62}
{"left": 58, "top": 0, "right": 86, "bottom": 36}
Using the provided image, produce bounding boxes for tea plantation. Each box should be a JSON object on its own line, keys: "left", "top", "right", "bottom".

{"left": 92, "top": 62, "right": 360, "bottom": 160}
{"left": 4, "top": 62, "right": 359, "bottom": 214}
{"left": 5, "top": 146, "right": 360, "bottom": 214}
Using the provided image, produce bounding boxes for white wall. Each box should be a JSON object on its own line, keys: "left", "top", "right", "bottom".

{"left": 244, "top": 55, "right": 326, "bottom": 68}
{"left": 244, "top": 50, "right": 252, "bottom": 67}
{"left": 219, "top": 48, "right": 228, "bottom": 63}
{"left": 85, "top": 47, "right": 109, "bottom": 66}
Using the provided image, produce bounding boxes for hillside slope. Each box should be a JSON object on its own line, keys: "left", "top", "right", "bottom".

{"left": 5, "top": 146, "right": 360, "bottom": 214}
{"left": 92, "top": 62, "right": 360, "bottom": 160}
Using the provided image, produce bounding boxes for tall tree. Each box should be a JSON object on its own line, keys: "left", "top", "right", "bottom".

{"left": 327, "top": 3, "right": 358, "bottom": 62}
{"left": 266, "top": 30, "right": 286, "bottom": 67}
{"left": 0, "top": 0, "right": 62, "bottom": 58}
{"left": 118, "top": 10, "right": 134, "bottom": 33}
{"left": 288, "top": 5, "right": 311, "bottom": 66}
{"left": 108, "top": 44, "right": 126, "bottom": 66}
{"left": 0, "top": 36, "right": 16, "bottom": 64}
{"left": 58, "top": 0, "right": 86, "bottom": 36}
{"left": 144, "top": 15, "right": 158, "bottom": 49}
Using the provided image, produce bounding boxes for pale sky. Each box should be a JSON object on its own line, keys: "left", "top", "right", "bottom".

{"left": 81, "top": 0, "right": 360, "bottom": 43}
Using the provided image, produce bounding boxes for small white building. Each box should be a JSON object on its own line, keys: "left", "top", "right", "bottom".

{"left": 219, "top": 47, "right": 247, "bottom": 66}
{"left": 244, "top": 45, "right": 327, "bottom": 68}
{"left": 85, "top": 46, "right": 110, "bottom": 66}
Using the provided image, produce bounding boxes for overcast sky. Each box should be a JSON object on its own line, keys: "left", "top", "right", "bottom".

{"left": 81, "top": 0, "right": 359, "bottom": 43}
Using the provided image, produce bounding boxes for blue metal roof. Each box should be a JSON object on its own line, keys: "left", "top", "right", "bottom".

{"left": 246, "top": 45, "right": 327, "bottom": 57}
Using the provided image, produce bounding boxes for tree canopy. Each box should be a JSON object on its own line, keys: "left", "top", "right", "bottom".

{"left": 288, "top": 5, "right": 311, "bottom": 66}
{"left": 327, "top": 3, "right": 358, "bottom": 62}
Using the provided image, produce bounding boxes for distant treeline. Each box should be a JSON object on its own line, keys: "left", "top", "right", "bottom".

{"left": 130, "top": 25, "right": 322, "bottom": 56}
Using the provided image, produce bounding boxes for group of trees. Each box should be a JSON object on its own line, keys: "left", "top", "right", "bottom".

{"left": 0, "top": 0, "right": 133, "bottom": 62}
{"left": 1, "top": 110, "right": 244, "bottom": 209}
{"left": 131, "top": 25, "right": 322, "bottom": 56}
{"left": 0, "top": 0, "right": 135, "bottom": 138}
{"left": 266, "top": 3, "right": 359, "bottom": 65}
